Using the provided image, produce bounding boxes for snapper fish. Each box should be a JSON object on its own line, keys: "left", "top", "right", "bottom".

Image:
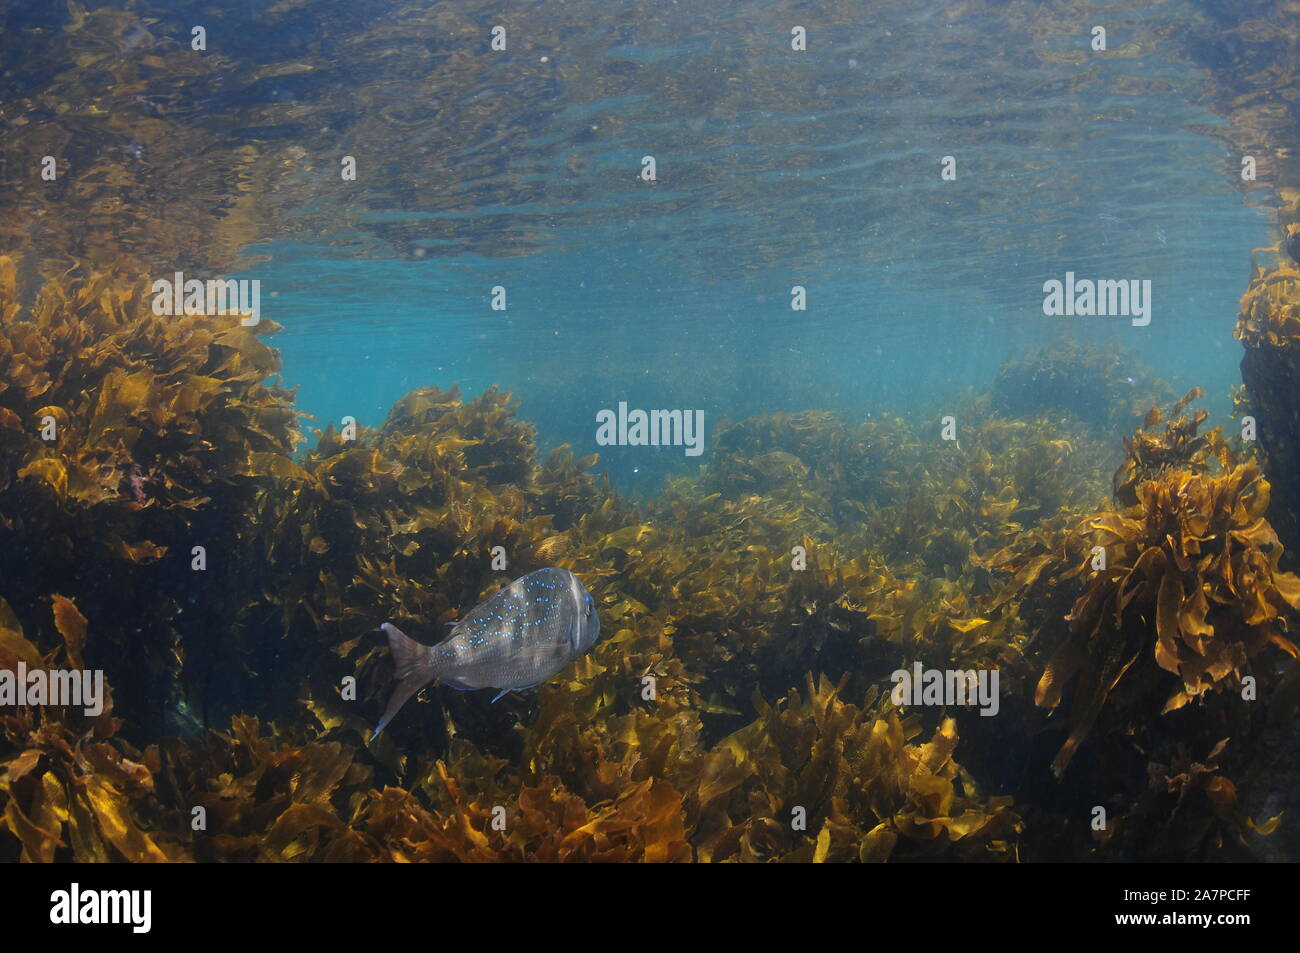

{"left": 371, "top": 568, "right": 601, "bottom": 740}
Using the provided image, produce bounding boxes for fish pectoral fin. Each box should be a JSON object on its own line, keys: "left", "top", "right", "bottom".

{"left": 489, "top": 682, "right": 542, "bottom": 704}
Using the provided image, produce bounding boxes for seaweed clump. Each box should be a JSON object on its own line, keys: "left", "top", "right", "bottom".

{"left": 0, "top": 259, "right": 301, "bottom": 735}
{"left": 992, "top": 339, "right": 1171, "bottom": 436}
{"left": 1236, "top": 265, "right": 1300, "bottom": 560}
{"left": 246, "top": 382, "right": 632, "bottom": 746}
{"left": 237, "top": 389, "right": 1027, "bottom": 862}
{"left": 0, "top": 599, "right": 180, "bottom": 861}
{"left": 683, "top": 676, "right": 1020, "bottom": 862}
{"left": 5, "top": 272, "right": 1298, "bottom": 863}
{"left": 1041, "top": 461, "right": 1299, "bottom": 772}
{"left": 0, "top": 283, "right": 1029, "bottom": 861}
{"left": 984, "top": 391, "right": 1296, "bottom": 858}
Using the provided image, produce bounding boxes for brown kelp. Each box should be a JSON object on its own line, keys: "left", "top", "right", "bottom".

{"left": 4, "top": 0, "right": 1300, "bottom": 867}
{"left": 2, "top": 272, "right": 1297, "bottom": 863}
{"left": 1236, "top": 265, "right": 1300, "bottom": 560}
{"left": 0, "top": 271, "right": 1035, "bottom": 861}
{"left": 0, "top": 598, "right": 180, "bottom": 862}
{"left": 979, "top": 392, "right": 1297, "bottom": 858}
{"left": 1040, "top": 462, "right": 1299, "bottom": 772}
{"left": 246, "top": 383, "right": 634, "bottom": 748}
{"left": 0, "top": 259, "right": 301, "bottom": 735}
{"left": 681, "top": 676, "right": 1020, "bottom": 862}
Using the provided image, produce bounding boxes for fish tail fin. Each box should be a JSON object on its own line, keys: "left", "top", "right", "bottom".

{"left": 371, "top": 623, "right": 436, "bottom": 743}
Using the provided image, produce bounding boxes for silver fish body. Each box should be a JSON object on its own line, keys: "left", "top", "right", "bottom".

{"left": 372, "top": 568, "right": 600, "bottom": 739}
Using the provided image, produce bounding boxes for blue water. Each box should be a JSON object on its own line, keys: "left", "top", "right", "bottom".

{"left": 224, "top": 0, "right": 1272, "bottom": 490}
